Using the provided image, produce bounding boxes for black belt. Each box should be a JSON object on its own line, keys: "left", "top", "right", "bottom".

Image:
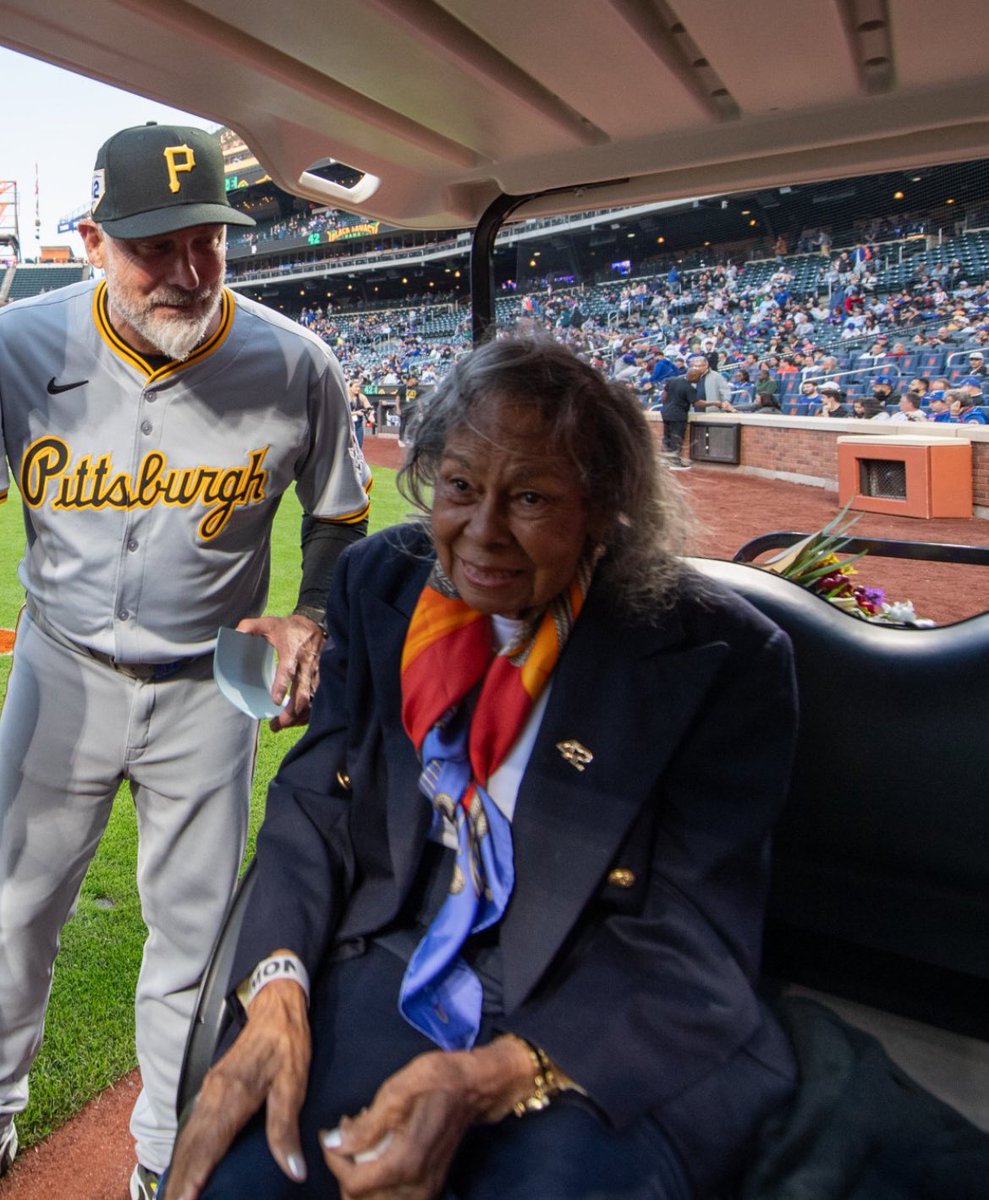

{"left": 82, "top": 647, "right": 205, "bottom": 681}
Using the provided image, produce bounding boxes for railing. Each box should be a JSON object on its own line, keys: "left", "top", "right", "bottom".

{"left": 734, "top": 532, "right": 989, "bottom": 567}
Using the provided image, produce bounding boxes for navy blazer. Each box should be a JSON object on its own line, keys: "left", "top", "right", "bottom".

{"left": 230, "top": 524, "right": 798, "bottom": 1193}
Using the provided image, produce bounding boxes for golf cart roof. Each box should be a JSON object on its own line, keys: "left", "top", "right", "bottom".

{"left": 1, "top": 0, "right": 988, "bottom": 229}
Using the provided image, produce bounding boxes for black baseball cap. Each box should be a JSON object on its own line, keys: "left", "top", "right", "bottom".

{"left": 89, "top": 122, "right": 256, "bottom": 237}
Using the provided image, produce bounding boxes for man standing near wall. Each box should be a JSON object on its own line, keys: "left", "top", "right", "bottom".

{"left": 661, "top": 356, "right": 703, "bottom": 470}
{"left": 690, "top": 353, "right": 735, "bottom": 412}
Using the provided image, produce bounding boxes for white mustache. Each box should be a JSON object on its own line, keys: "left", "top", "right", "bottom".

{"left": 149, "top": 287, "right": 214, "bottom": 309}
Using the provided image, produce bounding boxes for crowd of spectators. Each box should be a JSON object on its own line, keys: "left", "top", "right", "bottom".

{"left": 283, "top": 228, "right": 989, "bottom": 429}
{"left": 229, "top": 206, "right": 374, "bottom": 251}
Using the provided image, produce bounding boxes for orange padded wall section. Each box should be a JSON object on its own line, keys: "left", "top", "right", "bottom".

{"left": 836, "top": 437, "right": 972, "bottom": 518}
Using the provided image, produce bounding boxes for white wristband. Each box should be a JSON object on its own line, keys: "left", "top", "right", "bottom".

{"left": 245, "top": 953, "right": 311, "bottom": 1007}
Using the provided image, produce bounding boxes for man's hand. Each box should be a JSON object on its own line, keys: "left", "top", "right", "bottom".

{"left": 320, "top": 1037, "right": 535, "bottom": 1200}
{"left": 235, "top": 613, "right": 325, "bottom": 729}
{"left": 167, "top": 979, "right": 312, "bottom": 1200}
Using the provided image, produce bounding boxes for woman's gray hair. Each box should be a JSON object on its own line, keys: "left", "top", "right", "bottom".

{"left": 398, "top": 335, "right": 687, "bottom": 613}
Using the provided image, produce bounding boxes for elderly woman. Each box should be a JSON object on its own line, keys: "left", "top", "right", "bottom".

{"left": 166, "top": 337, "right": 797, "bottom": 1200}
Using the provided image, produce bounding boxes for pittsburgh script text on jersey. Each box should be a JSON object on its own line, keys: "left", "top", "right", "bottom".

{"left": 19, "top": 437, "right": 269, "bottom": 539}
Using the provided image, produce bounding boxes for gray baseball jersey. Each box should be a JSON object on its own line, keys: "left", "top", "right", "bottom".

{"left": 0, "top": 279, "right": 370, "bottom": 662}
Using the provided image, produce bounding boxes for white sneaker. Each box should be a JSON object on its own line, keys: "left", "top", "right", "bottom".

{"left": 0, "top": 1121, "right": 17, "bottom": 1177}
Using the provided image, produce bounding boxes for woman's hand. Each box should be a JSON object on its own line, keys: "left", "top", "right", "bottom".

{"left": 166, "top": 979, "right": 312, "bottom": 1200}
{"left": 235, "top": 613, "right": 325, "bottom": 729}
{"left": 320, "top": 1036, "right": 535, "bottom": 1200}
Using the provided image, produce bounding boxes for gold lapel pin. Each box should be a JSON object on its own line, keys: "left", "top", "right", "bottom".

{"left": 556, "top": 739, "right": 593, "bottom": 772}
{"left": 607, "top": 868, "right": 636, "bottom": 888}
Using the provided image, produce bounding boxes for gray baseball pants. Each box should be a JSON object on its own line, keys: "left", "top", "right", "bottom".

{"left": 0, "top": 608, "right": 256, "bottom": 1173}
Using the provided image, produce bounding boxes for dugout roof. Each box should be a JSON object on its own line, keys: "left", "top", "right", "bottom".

{"left": 1, "top": 0, "right": 989, "bottom": 228}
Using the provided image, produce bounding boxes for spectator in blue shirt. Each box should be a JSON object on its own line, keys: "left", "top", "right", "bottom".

{"left": 732, "top": 369, "right": 755, "bottom": 406}
{"left": 950, "top": 389, "right": 989, "bottom": 424}
{"left": 649, "top": 350, "right": 678, "bottom": 385}
{"left": 957, "top": 376, "right": 986, "bottom": 406}
{"left": 933, "top": 388, "right": 989, "bottom": 423}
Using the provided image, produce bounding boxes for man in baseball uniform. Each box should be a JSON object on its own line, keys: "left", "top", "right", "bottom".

{"left": 0, "top": 123, "right": 370, "bottom": 1198}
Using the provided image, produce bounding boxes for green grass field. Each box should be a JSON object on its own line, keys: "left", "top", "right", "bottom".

{"left": 0, "top": 468, "right": 410, "bottom": 1146}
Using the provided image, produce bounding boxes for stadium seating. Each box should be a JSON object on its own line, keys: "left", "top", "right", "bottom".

{"left": 5, "top": 264, "right": 87, "bottom": 301}
{"left": 211, "top": 182, "right": 989, "bottom": 403}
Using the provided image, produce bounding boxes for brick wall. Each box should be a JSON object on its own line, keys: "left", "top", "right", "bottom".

{"left": 973, "top": 441, "right": 989, "bottom": 508}
{"left": 648, "top": 413, "right": 989, "bottom": 513}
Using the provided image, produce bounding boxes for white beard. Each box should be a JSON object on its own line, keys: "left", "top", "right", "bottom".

{"left": 112, "top": 284, "right": 222, "bottom": 360}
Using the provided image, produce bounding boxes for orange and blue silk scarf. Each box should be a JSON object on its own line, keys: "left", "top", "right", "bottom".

{"left": 398, "top": 559, "right": 591, "bottom": 1049}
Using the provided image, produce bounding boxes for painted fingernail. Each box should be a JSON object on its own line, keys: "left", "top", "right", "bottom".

{"left": 320, "top": 1126, "right": 343, "bottom": 1150}
{"left": 287, "top": 1153, "right": 307, "bottom": 1181}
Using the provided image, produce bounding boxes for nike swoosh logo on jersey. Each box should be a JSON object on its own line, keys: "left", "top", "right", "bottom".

{"left": 47, "top": 377, "right": 89, "bottom": 394}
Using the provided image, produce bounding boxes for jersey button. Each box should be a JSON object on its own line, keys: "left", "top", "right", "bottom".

{"left": 141, "top": 421, "right": 153, "bottom": 435}
{"left": 118, "top": 609, "right": 129, "bottom": 621}
{"left": 127, "top": 539, "right": 139, "bottom": 552}
{"left": 144, "top": 392, "right": 157, "bottom": 403}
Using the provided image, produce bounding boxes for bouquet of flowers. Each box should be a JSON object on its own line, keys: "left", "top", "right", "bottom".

{"left": 759, "top": 504, "right": 933, "bottom": 626}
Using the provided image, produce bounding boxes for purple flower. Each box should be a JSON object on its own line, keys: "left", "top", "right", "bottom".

{"left": 853, "top": 585, "right": 886, "bottom": 615}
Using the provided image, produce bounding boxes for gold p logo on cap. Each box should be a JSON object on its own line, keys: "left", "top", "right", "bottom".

{"left": 163, "top": 144, "right": 196, "bottom": 194}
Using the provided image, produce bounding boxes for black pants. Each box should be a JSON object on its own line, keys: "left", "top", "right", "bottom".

{"left": 662, "top": 419, "right": 687, "bottom": 458}
{"left": 184, "top": 944, "right": 693, "bottom": 1200}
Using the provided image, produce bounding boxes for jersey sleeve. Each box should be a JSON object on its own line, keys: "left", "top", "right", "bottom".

{"left": 295, "top": 348, "right": 372, "bottom": 525}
